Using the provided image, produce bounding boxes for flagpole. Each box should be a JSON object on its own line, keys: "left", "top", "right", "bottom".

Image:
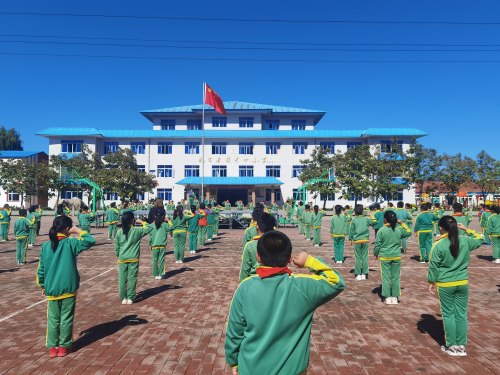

{"left": 201, "top": 81, "right": 205, "bottom": 202}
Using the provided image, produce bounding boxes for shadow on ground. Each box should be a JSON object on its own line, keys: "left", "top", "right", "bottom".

{"left": 416, "top": 314, "right": 444, "bottom": 347}
{"left": 135, "top": 284, "right": 182, "bottom": 303}
{"left": 477, "top": 254, "right": 494, "bottom": 262}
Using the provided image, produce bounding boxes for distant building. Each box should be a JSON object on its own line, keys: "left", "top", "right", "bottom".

{"left": 0, "top": 151, "right": 49, "bottom": 208}
{"left": 37, "top": 101, "right": 427, "bottom": 207}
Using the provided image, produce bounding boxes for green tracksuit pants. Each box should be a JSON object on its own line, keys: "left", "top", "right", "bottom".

{"left": 482, "top": 228, "right": 491, "bottom": 245}
{"left": 198, "top": 226, "right": 207, "bottom": 246}
{"left": 354, "top": 243, "right": 369, "bottom": 276}
{"left": 418, "top": 231, "right": 433, "bottom": 262}
{"left": 313, "top": 227, "right": 321, "bottom": 245}
{"left": 46, "top": 296, "right": 76, "bottom": 348}
{"left": 29, "top": 227, "right": 36, "bottom": 245}
{"left": 108, "top": 224, "right": 117, "bottom": 239}
{"left": 304, "top": 224, "right": 311, "bottom": 239}
{"left": 380, "top": 260, "right": 401, "bottom": 298}
{"left": 333, "top": 237, "right": 345, "bottom": 262}
{"left": 437, "top": 284, "right": 469, "bottom": 347}
{"left": 151, "top": 247, "right": 165, "bottom": 277}
{"left": 174, "top": 232, "right": 187, "bottom": 261}
{"left": 492, "top": 236, "right": 500, "bottom": 259}
{"left": 189, "top": 232, "right": 198, "bottom": 252}
{"left": 118, "top": 261, "right": 139, "bottom": 300}
{"left": 214, "top": 220, "right": 219, "bottom": 236}
{"left": 16, "top": 237, "right": 28, "bottom": 263}
{"left": 298, "top": 220, "right": 304, "bottom": 235}
{"left": 207, "top": 225, "right": 213, "bottom": 240}
{"left": 1, "top": 223, "right": 9, "bottom": 240}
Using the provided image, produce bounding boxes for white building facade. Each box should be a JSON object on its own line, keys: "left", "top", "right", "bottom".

{"left": 37, "top": 101, "right": 427, "bottom": 208}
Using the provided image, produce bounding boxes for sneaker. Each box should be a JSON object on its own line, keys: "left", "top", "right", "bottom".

{"left": 441, "top": 345, "right": 459, "bottom": 357}
{"left": 49, "top": 347, "right": 58, "bottom": 358}
{"left": 420, "top": 261, "right": 426, "bottom": 264}
{"left": 126, "top": 299, "right": 133, "bottom": 305}
{"left": 305, "top": 238, "right": 310, "bottom": 241}
{"left": 494, "top": 259, "right": 500, "bottom": 264}
{"left": 314, "top": 244, "right": 320, "bottom": 247}
{"left": 58, "top": 347, "right": 69, "bottom": 357}
{"left": 385, "top": 298, "right": 392, "bottom": 305}
{"left": 122, "top": 298, "right": 128, "bottom": 305}
{"left": 456, "top": 345, "right": 467, "bottom": 357}
{"left": 175, "top": 260, "right": 181, "bottom": 264}
{"left": 336, "top": 261, "right": 343, "bottom": 264}
{"left": 361, "top": 274, "right": 367, "bottom": 280}
{"left": 392, "top": 297, "right": 399, "bottom": 305}
{"left": 107, "top": 238, "right": 112, "bottom": 241}
{"left": 28, "top": 244, "right": 33, "bottom": 248}
{"left": 154, "top": 276, "right": 160, "bottom": 280}
{"left": 354, "top": 275, "right": 362, "bottom": 281}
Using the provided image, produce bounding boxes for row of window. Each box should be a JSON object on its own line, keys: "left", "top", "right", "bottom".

{"left": 159, "top": 118, "right": 308, "bottom": 130}
{"left": 152, "top": 165, "right": 303, "bottom": 178}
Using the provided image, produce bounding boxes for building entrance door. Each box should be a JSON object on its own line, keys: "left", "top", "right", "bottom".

{"left": 217, "top": 188, "right": 248, "bottom": 205}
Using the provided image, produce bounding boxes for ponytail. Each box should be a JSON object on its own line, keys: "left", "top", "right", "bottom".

{"left": 438, "top": 216, "right": 460, "bottom": 258}
{"left": 313, "top": 205, "right": 319, "bottom": 214}
{"left": 335, "top": 205, "right": 342, "bottom": 216}
{"left": 384, "top": 210, "right": 398, "bottom": 230}
{"left": 173, "top": 205, "right": 183, "bottom": 221}
{"left": 49, "top": 216, "right": 73, "bottom": 251}
{"left": 121, "top": 211, "right": 135, "bottom": 239}
{"left": 154, "top": 214, "right": 165, "bottom": 229}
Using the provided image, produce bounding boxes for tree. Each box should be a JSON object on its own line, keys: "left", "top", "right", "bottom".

{"left": 0, "top": 126, "right": 23, "bottom": 150}
{"left": 439, "top": 153, "right": 475, "bottom": 204}
{"left": 473, "top": 151, "right": 500, "bottom": 201}
{"left": 405, "top": 143, "right": 442, "bottom": 203}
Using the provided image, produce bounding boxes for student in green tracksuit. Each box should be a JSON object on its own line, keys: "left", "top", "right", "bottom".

{"left": 226, "top": 231, "right": 345, "bottom": 375}
{"left": 187, "top": 206, "right": 205, "bottom": 254}
{"left": 247, "top": 201, "right": 255, "bottom": 211}
{"left": 77, "top": 206, "right": 95, "bottom": 233}
{"left": 451, "top": 203, "right": 472, "bottom": 228}
{"left": 330, "top": 205, "right": 348, "bottom": 263}
{"left": 370, "top": 203, "right": 384, "bottom": 240}
{"left": 148, "top": 213, "right": 172, "bottom": 279}
{"left": 433, "top": 203, "right": 444, "bottom": 236}
{"left": 296, "top": 201, "right": 305, "bottom": 235}
{"left": 486, "top": 205, "right": 500, "bottom": 263}
{"left": 385, "top": 202, "right": 396, "bottom": 212}
{"left": 197, "top": 203, "right": 209, "bottom": 246}
{"left": 0, "top": 204, "right": 11, "bottom": 241}
{"left": 36, "top": 216, "right": 95, "bottom": 358}
{"left": 395, "top": 201, "right": 413, "bottom": 253}
{"left": 374, "top": 211, "right": 412, "bottom": 305}
{"left": 105, "top": 202, "right": 121, "bottom": 240}
{"left": 349, "top": 204, "right": 375, "bottom": 280}
{"left": 239, "top": 213, "right": 276, "bottom": 282}
{"left": 480, "top": 205, "right": 492, "bottom": 245}
{"left": 27, "top": 206, "right": 37, "bottom": 247}
{"left": 14, "top": 209, "right": 33, "bottom": 265}
{"left": 213, "top": 205, "right": 221, "bottom": 236}
{"left": 285, "top": 201, "right": 294, "bottom": 222}
{"left": 121, "top": 201, "right": 135, "bottom": 215}
{"left": 206, "top": 204, "right": 215, "bottom": 241}
{"left": 427, "top": 216, "right": 482, "bottom": 357}
{"left": 242, "top": 206, "right": 263, "bottom": 250}
{"left": 414, "top": 202, "right": 440, "bottom": 263}
{"left": 114, "top": 212, "right": 153, "bottom": 304}
{"left": 302, "top": 205, "right": 312, "bottom": 241}
{"left": 171, "top": 206, "right": 195, "bottom": 263}
{"left": 224, "top": 200, "right": 231, "bottom": 211}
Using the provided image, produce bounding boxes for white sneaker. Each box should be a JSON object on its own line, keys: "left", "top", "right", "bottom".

{"left": 494, "top": 259, "right": 500, "bottom": 264}
{"left": 126, "top": 299, "right": 133, "bottom": 305}
{"left": 314, "top": 244, "right": 320, "bottom": 247}
{"left": 385, "top": 298, "right": 391, "bottom": 305}
{"left": 107, "top": 238, "right": 112, "bottom": 241}
{"left": 392, "top": 297, "right": 399, "bottom": 304}
{"left": 420, "top": 261, "right": 426, "bottom": 264}
{"left": 121, "top": 298, "right": 127, "bottom": 305}
{"left": 305, "top": 238, "right": 310, "bottom": 241}
{"left": 336, "top": 261, "right": 342, "bottom": 264}
{"left": 28, "top": 244, "right": 33, "bottom": 248}
{"left": 154, "top": 276, "right": 160, "bottom": 280}
{"left": 354, "top": 275, "right": 362, "bottom": 281}
{"left": 178, "top": 260, "right": 183, "bottom": 264}
{"left": 361, "top": 274, "right": 366, "bottom": 280}
{"left": 441, "top": 345, "right": 459, "bottom": 356}
{"left": 456, "top": 345, "right": 467, "bottom": 357}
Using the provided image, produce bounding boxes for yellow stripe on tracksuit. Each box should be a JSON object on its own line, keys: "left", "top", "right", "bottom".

{"left": 117, "top": 258, "right": 139, "bottom": 264}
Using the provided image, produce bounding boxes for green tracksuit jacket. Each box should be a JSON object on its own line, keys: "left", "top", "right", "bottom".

{"left": 239, "top": 235, "right": 261, "bottom": 282}
{"left": 36, "top": 232, "right": 96, "bottom": 297}
{"left": 414, "top": 211, "right": 439, "bottom": 232}
{"left": 187, "top": 213, "right": 204, "bottom": 233}
{"left": 371, "top": 210, "right": 384, "bottom": 230}
{"left": 114, "top": 223, "right": 153, "bottom": 262}
{"left": 0, "top": 209, "right": 11, "bottom": 223}
{"left": 330, "top": 214, "right": 348, "bottom": 237}
{"left": 148, "top": 222, "right": 171, "bottom": 247}
{"left": 451, "top": 213, "right": 472, "bottom": 227}
{"left": 349, "top": 216, "right": 375, "bottom": 242}
{"left": 395, "top": 208, "right": 412, "bottom": 225}
{"left": 296, "top": 206, "right": 305, "bottom": 222}
{"left": 14, "top": 217, "right": 33, "bottom": 239}
{"left": 486, "top": 213, "right": 500, "bottom": 237}
{"left": 480, "top": 210, "right": 492, "bottom": 228}
{"left": 171, "top": 212, "right": 195, "bottom": 234}
{"left": 77, "top": 212, "right": 95, "bottom": 229}
{"left": 105, "top": 208, "right": 120, "bottom": 224}
{"left": 302, "top": 211, "right": 312, "bottom": 225}
{"left": 225, "top": 256, "right": 345, "bottom": 375}
{"left": 311, "top": 211, "right": 326, "bottom": 228}
{"left": 242, "top": 222, "right": 257, "bottom": 248}
{"left": 374, "top": 224, "right": 412, "bottom": 258}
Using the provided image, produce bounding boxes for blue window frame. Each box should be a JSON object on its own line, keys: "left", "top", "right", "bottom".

{"left": 184, "top": 165, "right": 200, "bottom": 177}
{"left": 160, "top": 119, "right": 176, "bottom": 130}
{"left": 61, "top": 190, "right": 83, "bottom": 199}
{"left": 157, "top": 188, "right": 172, "bottom": 201}
{"left": 266, "top": 165, "right": 281, "bottom": 177}
{"left": 349, "top": 192, "right": 363, "bottom": 201}
{"left": 7, "top": 192, "right": 20, "bottom": 201}
{"left": 212, "top": 117, "right": 227, "bottom": 128}
{"left": 263, "top": 120, "right": 280, "bottom": 130}
{"left": 320, "top": 142, "right": 335, "bottom": 154}
{"left": 136, "top": 192, "right": 145, "bottom": 200}
{"left": 157, "top": 165, "right": 173, "bottom": 178}
{"left": 382, "top": 191, "right": 404, "bottom": 201}
{"left": 266, "top": 142, "right": 280, "bottom": 155}
{"left": 212, "top": 165, "right": 227, "bottom": 177}
{"left": 239, "top": 143, "right": 254, "bottom": 155}
{"left": 265, "top": 189, "right": 281, "bottom": 202}
{"left": 131, "top": 142, "right": 145, "bottom": 155}
{"left": 157, "top": 142, "right": 172, "bottom": 154}
{"left": 381, "top": 140, "right": 403, "bottom": 153}
{"left": 212, "top": 143, "right": 227, "bottom": 155}
{"left": 239, "top": 117, "right": 254, "bottom": 128}
{"left": 61, "top": 140, "right": 83, "bottom": 153}
{"left": 104, "top": 142, "right": 119, "bottom": 155}
{"left": 137, "top": 165, "right": 145, "bottom": 172}
{"left": 104, "top": 191, "right": 119, "bottom": 200}
{"left": 347, "top": 142, "right": 363, "bottom": 149}
{"left": 293, "top": 189, "right": 306, "bottom": 201}
{"left": 187, "top": 119, "right": 202, "bottom": 130}
{"left": 320, "top": 192, "right": 336, "bottom": 201}
{"left": 239, "top": 165, "right": 254, "bottom": 177}
{"left": 291, "top": 119, "right": 306, "bottom": 130}
{"left": 292, "top": 165, "right": 304, "bottom": 178}
{"left": 185, "top": 142, "right": 200, "bottom": 154}
{"left": 293, "top": 142, "right": 307, "bottom": 155}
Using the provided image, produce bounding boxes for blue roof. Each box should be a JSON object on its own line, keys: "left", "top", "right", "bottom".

{"left": 0, "top": 150, "right": 46, "bottom": 158}
{"left": 37, "top": 128, "right": 427, "bottom": 139}
{"left": 176, "top": 177, "right": 283, "bottom": 186}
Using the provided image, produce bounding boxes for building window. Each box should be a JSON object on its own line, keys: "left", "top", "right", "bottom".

{"left": 381, "top": 140, "right": 403, "bottom": 153}
{"left": 349, "top": 192, "right": 363, "bottom": 201}
{"left": 185, "top": 165, "right": 200, "bottom": 177}
{"left": 293, "top": 142, "right": 307, "bottom": 155}
{"left": 157, "top": 188, "right": 172, "bottom": 201}
{"left": 160, "top": 119, "right": 176, "bottom": 130}
{"left": 212, "top": 165, "right": 227, "bottom": 177}
{"left": 187, "top": 119, "right": 202, "bottom": 130}
{"left": 265, "top": 189, "right": 282, "bottom": 202}
{"left": 212, "top": 143, "right": 227, "bottom": 155}
{"left": 320, "top": 192, "right": 336, "bottom": 201}
{"left": 320, "top": 142, "right": 335, "bottom": 154}
{"left": 293, "top": 189, "right": 306, "bottom": 200}
{"left": 292, "top": 165, "right": 304, "bottom": 178}
{"left": 239, "top": 165, "right": 254, "bottom": 177}
{"left": 185, "top": 142, "right": 200, "bottom": 155}
{"left": 104, "top": 142, "right": 119, "bottom": 155}
{"left": 61, "top": 140, "right": 83, "bottom": 153}
{"left": 131, "top": 142, "right": 146, "bottom": 155}
{"left": 347, "top": 142, "right": 363, "bottom": 149}
{"left": 104, "top": 191, "right": 119, "bottom": 200}
{"left": 291, "top": 119, "right": 306, "bottom": 130}
{"left": 136, "top": 192, "right": 145, "bottom": 201}
{"left": 382, "top": 191, "right": 404, "bottom": 201}
{"left": 263, "top": 120, "right": 280, "bottom": 130}
{"left": 239, "top": 117, "right": 254, "bottom": 128}
{"left": 266, "top": 165, "right": 281, "bottom": 177}
{"left": 137, "top": 165, "right": 145, "bottom": 172}
{"left": 157, "top": 142, "right": 172, "bottom": 154}
{"left": 212, "top": 117, "right": 227, "bottom": 128}
{"left": 266, "top": 142, "right": 280, "bottom": 155}
{"left": 157, "top": 165, "right": 173, "bottom": 178}
{"left": 61, "top": 190, "right": 83, "bottom": 200}
{"left": 239, "top": 143, "right": 254, "bottom": 155}
{"left": 7, "top": 192, "right": 20, "bottom": 201}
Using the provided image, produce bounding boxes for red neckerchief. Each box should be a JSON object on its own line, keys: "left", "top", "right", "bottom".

{"left": 452, "top": 213, "right": 464, "bottom": 216}
{"left": 57, "top": 233, "right": 68, "bottom": 240}
{"left": 256, "top": 267, "right": 293, "bottom": 279}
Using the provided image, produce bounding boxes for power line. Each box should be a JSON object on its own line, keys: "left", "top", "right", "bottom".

{"left": 1, "top": 51, "right": 500, "bottom": 63}
{"left": 1, "top": 11, "right": 500, "bottom": 25}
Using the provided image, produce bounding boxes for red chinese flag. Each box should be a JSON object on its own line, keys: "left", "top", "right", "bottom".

{"left": 205, "top": 83, "right": 226, "bottom": 115}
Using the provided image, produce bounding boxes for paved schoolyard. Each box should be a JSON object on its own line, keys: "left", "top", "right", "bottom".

{"left": 0, "top": 216, "right": 499, "bottom": 375}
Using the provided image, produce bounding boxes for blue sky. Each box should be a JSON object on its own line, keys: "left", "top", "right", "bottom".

{"left": 1, "top": 0, "right": 499, "bottom": 158}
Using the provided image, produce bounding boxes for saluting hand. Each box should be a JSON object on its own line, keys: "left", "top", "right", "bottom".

{"left": 68, "top": 227, "right": 82, "bottom": 236}
{"left": 457, "top": 223, "right": 468, "bottom": 231}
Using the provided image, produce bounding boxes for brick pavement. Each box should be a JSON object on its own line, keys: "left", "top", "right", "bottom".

{"left": 0, "top": 216, "right": 499, "bottom": 374}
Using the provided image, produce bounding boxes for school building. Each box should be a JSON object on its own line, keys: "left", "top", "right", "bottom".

{"left": 37, "top": 101, "right": 427, "bottom": 207}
